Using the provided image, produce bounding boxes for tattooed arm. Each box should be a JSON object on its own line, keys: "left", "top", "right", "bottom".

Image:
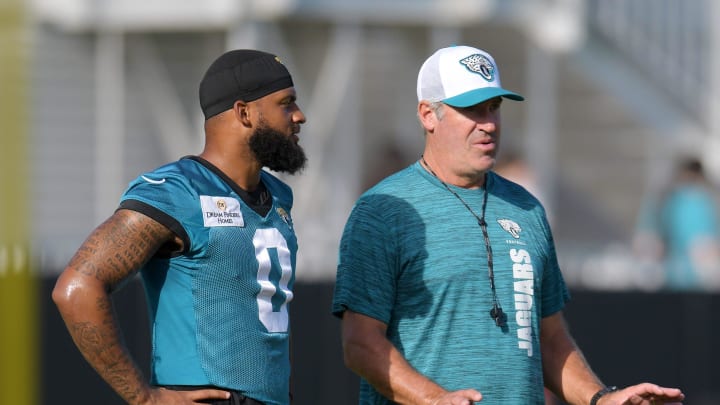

{"left": 52, "top": 209, "right": 229, "bottom": 405}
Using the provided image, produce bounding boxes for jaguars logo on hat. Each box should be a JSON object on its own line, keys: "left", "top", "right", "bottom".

{"left": 459, "top": 54, "right": 495, "bottom": 82}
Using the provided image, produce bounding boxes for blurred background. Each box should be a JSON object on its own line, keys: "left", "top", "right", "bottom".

{"left": 2, "top": 0, "right": 720, "bottom": 403}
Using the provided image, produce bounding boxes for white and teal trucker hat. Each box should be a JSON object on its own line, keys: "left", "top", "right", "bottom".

{"left": 417, "top": 45, "right": 524, "bottom": 107}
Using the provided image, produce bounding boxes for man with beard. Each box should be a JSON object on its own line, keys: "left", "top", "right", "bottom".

{"left": 53, "top": 50, "right": 307, "bottom": 405}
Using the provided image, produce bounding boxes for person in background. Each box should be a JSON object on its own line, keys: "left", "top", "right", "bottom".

{"left": 53, "top": 49, "right": 307, "bottom": 405}
{"left": 634, "top": 157, "right": 720, "bottom": 290}
{"left": 332, "top": 45, "right": 684, "bottom": 405}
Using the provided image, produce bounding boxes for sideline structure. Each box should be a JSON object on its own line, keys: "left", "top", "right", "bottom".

{"left": 0, "top": 1, "right": 37, "bottom": 404}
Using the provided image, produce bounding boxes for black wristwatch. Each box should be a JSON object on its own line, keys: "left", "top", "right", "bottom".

{"left": 589, "top": 386, "right": 619, "bottom": 405}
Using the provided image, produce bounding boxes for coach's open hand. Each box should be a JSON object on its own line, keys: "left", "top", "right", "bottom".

{"left": 597, "top": 383, "right": 684, "bottom": 405}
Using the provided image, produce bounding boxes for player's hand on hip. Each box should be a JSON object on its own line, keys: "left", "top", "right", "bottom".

{"left": 598, "top": 383, "right": 684, "bottom": 405}
{"left": 430, "top": 389, "right": 482, "bottom": 405}
{"left": 142, "top": 387, "right": 231, "bottom": 404}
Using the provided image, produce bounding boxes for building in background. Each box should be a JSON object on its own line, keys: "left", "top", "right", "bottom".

{"left": 26, "top": 0, "right": 720, "bottom": 289}
{"left": 7, "top": 0, "right": 720, "bottom": 403}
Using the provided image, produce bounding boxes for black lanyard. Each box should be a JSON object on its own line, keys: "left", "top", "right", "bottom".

{"left": 420, "top": 157, "right": 507, "bottom": 328}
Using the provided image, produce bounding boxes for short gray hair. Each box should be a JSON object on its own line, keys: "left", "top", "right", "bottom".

{"left": 429, "top": 101, "right": 445, "bottom": 119}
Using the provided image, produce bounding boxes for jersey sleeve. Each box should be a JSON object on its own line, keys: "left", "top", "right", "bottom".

{"left": 536, "top": 209, "right": 571, "bottom": 318}
{"left": 118, "top": 172, "right": 201, "bottom": 254}
{"left": 332, "top": 197, "right": 399, "bottom": 324}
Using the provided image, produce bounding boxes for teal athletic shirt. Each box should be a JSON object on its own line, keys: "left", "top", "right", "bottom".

{"left": 332, "top": 162, "right": 570, "bottom": 404}
{"left": 661, "top": 184, "right": 720, "bottom": 288}
{"left": 119, "top": 156, "right": 296, "bottom": 405}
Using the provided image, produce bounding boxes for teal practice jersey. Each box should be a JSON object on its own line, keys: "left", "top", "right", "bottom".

{"left": 119, "top": 156, "right": 296, "bottom": 405}
{"left": 333, "top": 162, "right": 570, "bottom": 404}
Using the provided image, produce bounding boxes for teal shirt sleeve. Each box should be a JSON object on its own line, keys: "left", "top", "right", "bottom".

{"left": 120, "top": 172, "right": 205, "bottom": 255}
{"left": 333, "top": 196, "right": 400, "bottom": 324}
{"left": 536, "top": 208, "right": 570, "bottom": 318}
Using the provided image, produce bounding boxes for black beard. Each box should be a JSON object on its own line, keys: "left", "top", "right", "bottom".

{"left": 248, "top": 123, "right": 307, "bottom": 174}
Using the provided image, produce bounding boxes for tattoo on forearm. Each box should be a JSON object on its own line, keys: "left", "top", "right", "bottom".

{"left": 68, "top": 212, "right": 171, "bottom": 286}
{"left": 69, "top": 296, "right": 146, "bottom": 403}
{"left": 60, "top": 211, "right": 175, "bottom": 404}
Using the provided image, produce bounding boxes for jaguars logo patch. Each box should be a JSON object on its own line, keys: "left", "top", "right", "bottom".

{"left": 498, "top": 219, "right": 522, "bottom": 239}
{"left": 459, "top": 54, "right": 495, "bottom": 81}
{"left": 276, "top": 207, "right": 293, "bottom": 229}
